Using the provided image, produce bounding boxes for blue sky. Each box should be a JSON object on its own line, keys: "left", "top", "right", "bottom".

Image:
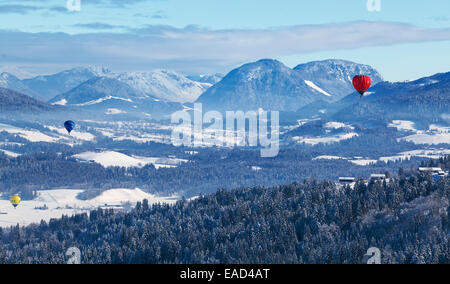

{"left": 0, "top": 0, "right": 449, "bottom": 81}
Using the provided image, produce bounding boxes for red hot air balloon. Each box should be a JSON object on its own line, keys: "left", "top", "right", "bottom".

{"left": 352, "top": 75, "right": 372, "bottom": 98}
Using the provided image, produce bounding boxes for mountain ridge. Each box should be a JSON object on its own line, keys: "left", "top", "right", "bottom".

{"left": 48, "top": 76, "right": 183, "bottom": 118}
{"left": 0, "top": 87, "right": 55, "bottom": 112}
{"left": 196, "top": 59, "right": 383, "bottom": 111}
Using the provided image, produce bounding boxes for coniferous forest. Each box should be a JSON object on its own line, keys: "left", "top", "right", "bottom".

{"left": 0, "top": 159, "right": 448, "bottom": 264}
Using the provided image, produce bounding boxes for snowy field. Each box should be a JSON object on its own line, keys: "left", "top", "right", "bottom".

{"left": 0, "top": 188, "right": 179, "bottom": 228}
{"left": 313, "top": 148, "right": 450, "bottom": 165}
{"left": 0, "top": 123, "right": 59, "bottom": 143}
{"left": 380, "top": 149, "right": 450, "bottom": 162}
{"left": 388, "top": 120, "right": 417, "bottom": 132}
{"left": 73, "top": 151, "right": 188, "bottom": 169}
{"left": 388, "top": 121, "right": 450, "bottom": 145}
{"left": 0, "top": 122, "right": 95, "bottom": 146}
{"left": 292, "top": 121, "right": 357, "bottom": 145}
{"left": 294, "top": 132, "right": 359, "bottom": 145}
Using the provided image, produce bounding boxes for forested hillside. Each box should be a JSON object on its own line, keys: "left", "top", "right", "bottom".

{"left": 0, "top": 88, "right": 55, "bottom": 112}
{"left": 0, "top": 146, "right": 426, "bottom": 199}
{"left": 0, "top": 159, "right": 448, "bottom": 264}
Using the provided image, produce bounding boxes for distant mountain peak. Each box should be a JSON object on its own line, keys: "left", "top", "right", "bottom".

{"left": 294, "top": 59, "right": 383, "bottom": 100}
{"left": 23, "top": 66, "right": 114, "bottom": 101}
{"left": 196, "top": 58, "right": 384, "bottom": 111}
{"left": 115, "top": 70, "right": 210, "bottom": 103}
{"left": 187, "top": 73, "right": 224, "bottom": 85}
{"left": 85, "top": 65, "right": 112, "bottom": 76}
{"left": 197, "top": 59, "right": 319, "bottom": 111}
{"left": 0, "top": 72, "right": 40, "bottom": 98}
{"left": 0, "top": 66, "right": 35, "bottom": 79}
{"left": 256, "top": 58, "right": 283, "bottom": 64}
{"left": 48, "top": 75, "right": 182, "bottom": 119}
{"left": 294, "top": 59, "right": 383, "bottom": 80}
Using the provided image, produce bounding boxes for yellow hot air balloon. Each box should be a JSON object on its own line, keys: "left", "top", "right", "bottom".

{"left": 10, "top": 195, "right": 21, "bottom": 208}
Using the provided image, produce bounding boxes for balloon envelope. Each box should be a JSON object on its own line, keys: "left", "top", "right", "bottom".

{"left": 64, "top": 120, "right": 75, "bottom": 134}
{"left": 352, "top": 75, "right": 372, "bottom": 96}
{"left": 10, "top": 195, "right": 21, "bottom": 208}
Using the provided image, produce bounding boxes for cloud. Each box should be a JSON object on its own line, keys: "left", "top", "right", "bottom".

{"left": 80, "top": 0, "right": 162, "bottom": 8}
{"left": 0, "top": 2, "right": 70, "bottom": 14}
{"left": 1, "top": 21, "right": 450, "bottom": 74}
{"left": 0, "top": 0, "right": 157, "bottom": 14}
{"left": 73, "top": 22, "right": 128, "bottom": 30}
{"left": 0, "top": 4, "right": 42, "bottom": 14}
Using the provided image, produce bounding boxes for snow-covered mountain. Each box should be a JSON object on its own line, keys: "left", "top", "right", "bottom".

{"left": 0, "top": 73, "right": 39, "bottom": 98}
{"left": 0, "top": 66, "right": 35, "bottom": 79}
{"left": 297, "top": 71, "right": 450, "bottom": 126}
{"left": 332, "top": 71, "right": 450, "bottom": 124}
{"left": 294, "top": 59, "right": 383, "bottom": 101}
{"left": 23, "top": 66, "right": 112, "bottom": 101}
{"left": 187, "top": 73, "right": 224, "bottom": 85}
{"left": 49, "top": 76, "right": 182, "bottom": 118}
{"left": 19, "top": 66, "right": 210, "bottom": 104}
{"left": 197, "top": 59, "right": 379, "bottom": 111}
{"left": 9, "top": 59, "right": 383, "bottom": 111}
{"left": 115, "top": 70, "right": 211, "bottom": 103}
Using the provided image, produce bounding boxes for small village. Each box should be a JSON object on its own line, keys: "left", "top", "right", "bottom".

{"left": 338, "top": 167, "right": 449, "bottom": 188}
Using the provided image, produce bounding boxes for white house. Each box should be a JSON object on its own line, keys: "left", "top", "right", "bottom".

{"left": 339, "top": 177, "right": 356, "bottom": 183}
{"left": 419, "top": 167, "right": 443, "bottom": 174}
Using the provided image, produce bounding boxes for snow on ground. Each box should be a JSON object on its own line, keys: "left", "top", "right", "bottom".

{"left": 304, "top": 80, "right": 332, "bottom": 97}
{"left": 0, "top": 123, "right": 58, "bottom": 143}
{"left": 74, "top": 96, "right": 133, "bottom": 106}
{"left": 0, "top": 142, "right": 23, "bottom": 146}
{"left": 46, "top": 126, "right": 95, "bottom": 141}
{"left": 350, "top": 159, "right": 377, "bottom": 166}
{"left": 324, "top": 122, "right": 354, "bottom": 130}
{"left": 388, "top": 120, "right": 417, "bottom": 132}
{"left": 73, "top": 151, "right": 187, "bottom": 169}
{"left": 89, "top": 188, "right": 174, "bottom": 204}
{"left": 113, "top": 134, "right": 166, "bottom": 144}
{"left": 380, "top": 149, "right": 450, "bottom": 162}
{"left": 51, "top": 99, "right": 67, "bottom": 106}
{"left": 74, "top": 151, "right": 150, "bottom": 168}
{"left": 312, "top": 155, "right": 377, "bottom": 165}
{"left": 0, "top": 149, "right": 21, "bottom": 157}
{"left": 0, "top": 123, "right": 96, "bottom": 144}
{"left": 251, "top": 166, "right": 262, "bottom": 171}
{"left": 401, "top": 133, "right": 450, "bottom": 145}
{"left": 105, "top": 108, "right": 127, "bottom": 115}
{"left": 115, "top": 70, "right": 208, "bottom": 103}
{"left": 294, "top": 132, "right": 358, "bottom": 145}
{"left": 313, "top": 155, "right": 346, "bottom": 160}
{"left": 281, "top": 119, "right": 318, "bottom": 134}
{"left": 397, "top": 124, "right": 450, "bottom": 145}
{"left": 0, "top": 188, "right": 179, "bottom": 228}
{"left": 429, "top": 125, "right": 450, "bottom": 133}
{"left": 312, "top": 149, "right": 450, "bottom": 165}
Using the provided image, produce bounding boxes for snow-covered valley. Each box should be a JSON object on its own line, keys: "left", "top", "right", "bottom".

{"left": 0, "top": 188, "right": 179, "bottom": 228}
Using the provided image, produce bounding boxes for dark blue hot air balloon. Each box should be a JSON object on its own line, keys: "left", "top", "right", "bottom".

{"left": 64, "top": 120, "right": 75, "bottom": 134}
